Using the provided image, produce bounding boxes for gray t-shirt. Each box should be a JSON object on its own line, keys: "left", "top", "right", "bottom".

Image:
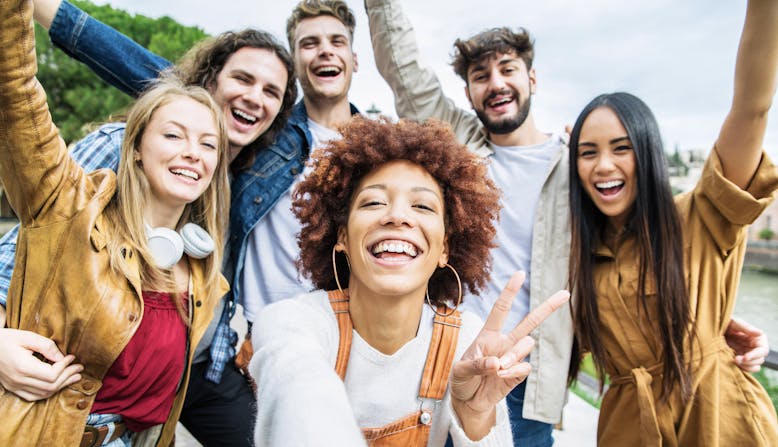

{"left": 461, "top": 134, "right": 565, "bottom": 332}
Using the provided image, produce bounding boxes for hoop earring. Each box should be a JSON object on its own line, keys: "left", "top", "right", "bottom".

{"left": 332, "top": 246, "right": 346, "bottom": 294}
{"left": 425, "top": 263, "right": 462, "bottom": 317}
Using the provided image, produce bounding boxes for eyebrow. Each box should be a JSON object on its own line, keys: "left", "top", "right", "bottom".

{"left": 358, "top": 184, "right": 442, "bottom": 199}
{"left": 578, "top": 136, "right": 631, "bottom": 147}
{"left": 165, "top": 120, "right": 218, "bottom": 139}
{"left": 469, "top": 56, "right": 521, "bottom": 76}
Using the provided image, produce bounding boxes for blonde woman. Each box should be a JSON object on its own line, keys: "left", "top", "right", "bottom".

{"left": 0, "top": 0, "right": 230, "bottom": 445}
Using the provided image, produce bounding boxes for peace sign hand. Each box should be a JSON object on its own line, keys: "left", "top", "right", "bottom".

{"left": 449, "top": 271, "right": 570, "bottom": 440}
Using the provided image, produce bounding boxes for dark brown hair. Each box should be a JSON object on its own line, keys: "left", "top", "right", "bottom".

{"left": 451, "top": 27, "right": 534, "bottom": 84}
{"left": 292, "top": 117, "right": 501, "bottom": 306}
{"left": 174, "top": 29, "right": 298, "bottom": 173}
{"left": 567, "top": 92, "right": 693, "bottom": 403}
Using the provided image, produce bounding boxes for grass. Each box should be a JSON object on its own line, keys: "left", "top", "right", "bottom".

{"left": 754, "top": 369, "right": 778, "bottom": 415}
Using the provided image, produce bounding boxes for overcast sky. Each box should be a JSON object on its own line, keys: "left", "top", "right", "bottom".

{"left": 92, "top": 0, "right": 778, "bottom": 158}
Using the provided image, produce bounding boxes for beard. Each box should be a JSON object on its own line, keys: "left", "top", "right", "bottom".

{"left": 475, "top": 89, "right": 531, "bottom": 135}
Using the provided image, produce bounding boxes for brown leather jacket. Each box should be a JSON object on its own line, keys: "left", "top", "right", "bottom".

{"left": 0, "top": 1, "right": 228, "bottom": 445}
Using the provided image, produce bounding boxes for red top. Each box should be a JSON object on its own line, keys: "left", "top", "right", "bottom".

{"left": 91, "top": 291, "right": 188, "bottom": 432}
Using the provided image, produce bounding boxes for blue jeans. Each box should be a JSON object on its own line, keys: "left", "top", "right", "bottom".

{"left": 86, "top": 413, "right": 131, "bottom": 447}
{"left": 444, "top": 380, "right": 553, "bottom": 446}
{"left": 506, "top": 380, "right": 554, "bottom": 447}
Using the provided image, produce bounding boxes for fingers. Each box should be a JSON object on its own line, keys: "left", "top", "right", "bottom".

{"left": 727, "top": 317, "right": 764, "bottom": 337}
{"left": 507, "top": 290, "right": 570, "bottom": 344}
{"left": 482, "top": 271, "right": 526, "bottom": 332}
{"left": 453, "top": 355, "right": 501, "bottom": 380}
{"left": 498, "top": 336, "right": 535, "bottom": 372}
{"left": 17, "top": 330, "right": 65, "bottom": 363}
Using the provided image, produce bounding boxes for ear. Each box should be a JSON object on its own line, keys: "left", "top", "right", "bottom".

{"left": 335, "top": 226, "right": 348, "bottom": 254}
{"left": 437, "top": 237, "right": 449, "bottom": 268}
{"left": 352, "top": 51, "right": 359, "bottom": 73}
{"left": 528, "top": 67, "right": 537, "bottom": 95}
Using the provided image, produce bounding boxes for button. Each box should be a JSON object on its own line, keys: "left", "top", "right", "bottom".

{"left": 254, "top": 196, "right": 263, "bottom": 204}
{"left": 291, "top": 167, "right": 299, "bottom": 175}
{"left": 76, "top": 400, "right": 88, "bottom": 410}
{"left": 420, "top": 411, "right": 432, "bottom": 425}
{"left": 128, "top": 313, "right": 137, "bottom": 322}
{"left": 82, "top": 382, "right": 93, "bottom": 391}
{"left": 195, "top": 300, "right": 202, "bottom": 307}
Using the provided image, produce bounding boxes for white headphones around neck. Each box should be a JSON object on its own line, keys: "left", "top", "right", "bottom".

{"left": 146, "top": 223, "right": 215, "bottom": 269}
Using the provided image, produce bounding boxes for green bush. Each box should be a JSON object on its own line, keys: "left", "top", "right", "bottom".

{"left": 758, "top": 227, "right": 775, "bottom": 241}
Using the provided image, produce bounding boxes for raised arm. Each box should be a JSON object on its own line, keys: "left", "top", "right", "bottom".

{"left": 365, "top": 0, "right": 483, "bottom": 142}
{"left": 716, "top": 0, "right": 778, "bottom": 188}
{"left": 33, "top": 0, "right": 171, "bottom": 97}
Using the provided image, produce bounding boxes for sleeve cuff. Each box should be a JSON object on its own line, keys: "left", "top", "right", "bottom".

{"left": 448, "top": 399, "right": 513, "bottom": 447}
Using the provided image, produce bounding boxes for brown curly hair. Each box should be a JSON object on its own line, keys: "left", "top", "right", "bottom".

{"left": 173, "top": 29, "right": 298, "bottom": 173}
{"left": 292, "top": 117, "right": 501, "bottom": 307}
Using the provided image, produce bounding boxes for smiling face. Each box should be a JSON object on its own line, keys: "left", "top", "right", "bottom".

{"left": 465, "top": 52, "right": 534, "bottom": 135}
{"left": 292, "top": 15, "right": 358, "bottom": 105}
{"left": 211, "top": 47, "right": 288, "bottom": 160}
{"left": 137, "top": 96, "right": 220, "bottom": 218}
{"left": 337, "top": 160, "right": 448, "bottom": 301}
{"left": 576, "top": 106, "right": 638, "bottom": 230}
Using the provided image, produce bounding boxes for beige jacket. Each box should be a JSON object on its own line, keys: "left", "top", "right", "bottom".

{"left": 0, "top": 1, "right": 228, "bottom": 445}
{"left": 365, "top": 0, "right": 573, "bottom": 423}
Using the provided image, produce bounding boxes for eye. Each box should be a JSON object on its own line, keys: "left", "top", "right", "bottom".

{"left": 165, "top": 133, "right": 182, "bottom": 140}
{"left": 614, "top": 144, "right": 633, "bottom": 153}
{"left": 202, "top": 141, "right": 217, "bottom": 150}
{"left": 359, "top": 200, "right": 385, "bottom": 208}
{"left": 578, "top": 148, "right": 597, "bottom": 158}
{"left": 265, "top": 88, "right": 281, "bottom": 100}
{"left": 413, "top": 203, "right": 435, "bottom": 212}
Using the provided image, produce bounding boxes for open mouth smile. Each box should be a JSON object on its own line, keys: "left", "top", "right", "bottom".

{"left": 369, "top": 239, "right": 420, "bottom": 262}
{"left": 595, "top": 180, "right": 624, "bottom": 196}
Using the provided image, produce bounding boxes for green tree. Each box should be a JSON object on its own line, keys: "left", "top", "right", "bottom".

{"left": 34, "top": 0, "right": 208, "bottom": 144}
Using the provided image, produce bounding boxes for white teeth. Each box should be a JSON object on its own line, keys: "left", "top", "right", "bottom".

{"left": 489, "top": 97, "right": 512, "bottom": 106}
{"left": 315, "top": 66, "right": 341, "bottom": 75}
{"left": 171, "top": 168, "right": 200, "bottom": 180}
{"left": 596, "top": 180, "right": 624, "bottom": 189}
{"left": 371, "top": 240, "right": 418, "bottom": 257}
{"left": 232, "top": 109, "right": 257, "bottom": 123}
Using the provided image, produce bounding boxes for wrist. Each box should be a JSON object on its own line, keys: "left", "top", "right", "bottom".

{"left": 451, "top": 399, "right": 496, "bottom": 441}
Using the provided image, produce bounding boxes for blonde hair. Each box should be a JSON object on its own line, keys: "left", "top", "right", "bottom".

{"left": 105, "top": 76, "right": 230, "bottom": 317}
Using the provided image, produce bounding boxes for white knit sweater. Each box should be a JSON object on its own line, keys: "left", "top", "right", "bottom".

{"left": 249, "top": 290, "right": 512, "bottom": 446}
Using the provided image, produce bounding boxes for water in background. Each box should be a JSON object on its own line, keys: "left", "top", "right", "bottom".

{"left": 735, "top": 269, "right": 778, "bottom": 343}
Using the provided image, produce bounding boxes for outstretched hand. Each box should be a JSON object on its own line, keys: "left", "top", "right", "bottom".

{"left": 725, "top": 317, "right": 769, "bottom": 373}
{"left": 449, "top": 271, "right": 570, "bottom": 440}
{"left": 0, "top": 328, "right": 83, "bottom": 401}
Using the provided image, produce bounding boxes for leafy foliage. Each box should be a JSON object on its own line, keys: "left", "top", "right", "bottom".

{"left": 35, "top": 0, "right": 208, "bottom": 143}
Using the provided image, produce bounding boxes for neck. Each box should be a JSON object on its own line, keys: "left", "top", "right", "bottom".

{"left": 145, "top": 203, "right": 184, "bottom": 230}
{"left": 347, "top": 281, "right": 425, "bottom": 355}
{"left": 303, "top": 95, "right": 352, "bottom": 129}
{"left": 489, "top": 114, "right": 549, "bottom": 147}
{"left": 228, "top": 143, "right": 244, "bottom": 162}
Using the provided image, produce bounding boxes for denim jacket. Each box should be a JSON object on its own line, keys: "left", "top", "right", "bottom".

{"left": 0, "top": 0, "right": 360, "bottom": 382}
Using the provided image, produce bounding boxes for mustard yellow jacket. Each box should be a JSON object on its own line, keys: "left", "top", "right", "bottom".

{"left": 0, "top": 1, "right": 228, "bottom": 445}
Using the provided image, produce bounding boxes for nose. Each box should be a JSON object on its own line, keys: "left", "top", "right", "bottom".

{"left": 182, "top": 140, "right": 202, "bottom": 161}
{"left": 242, "top": 84, "right": 264, "bottom": 111}
{"left": 487, "top": 70, "right": 507, "bottom": 91}
{"left": 380, "top": 201, "right": 414, "bottom": 228}
{"left": 594, "top": 152, "right": 616, "bottom": 174}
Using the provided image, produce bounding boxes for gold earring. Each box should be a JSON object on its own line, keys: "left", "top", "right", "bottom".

{"left": 332, "top": 246, "right": 345, "bottom": 294}
{"left": 425, "top": 263, "right": 462, "bottom": 317}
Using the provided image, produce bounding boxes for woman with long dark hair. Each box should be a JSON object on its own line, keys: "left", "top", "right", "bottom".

{"left": 567, "top": 0, "right": 778, "bottom": 445}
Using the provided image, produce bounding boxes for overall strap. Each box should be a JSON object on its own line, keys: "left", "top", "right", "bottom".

{"left": 327, "top": 289, "right": 353, "bottom": 381}
{"left": 418, "top": 307, "right": 462, "bottom": 400}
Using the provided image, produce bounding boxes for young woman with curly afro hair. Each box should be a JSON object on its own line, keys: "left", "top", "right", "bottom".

{"left": 248, "top": 116, "right": 569, "bottom": 446}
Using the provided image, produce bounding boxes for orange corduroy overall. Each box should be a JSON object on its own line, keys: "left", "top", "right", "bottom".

{"left": 327, "top": 290, "right": 461, "bottom": 447}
